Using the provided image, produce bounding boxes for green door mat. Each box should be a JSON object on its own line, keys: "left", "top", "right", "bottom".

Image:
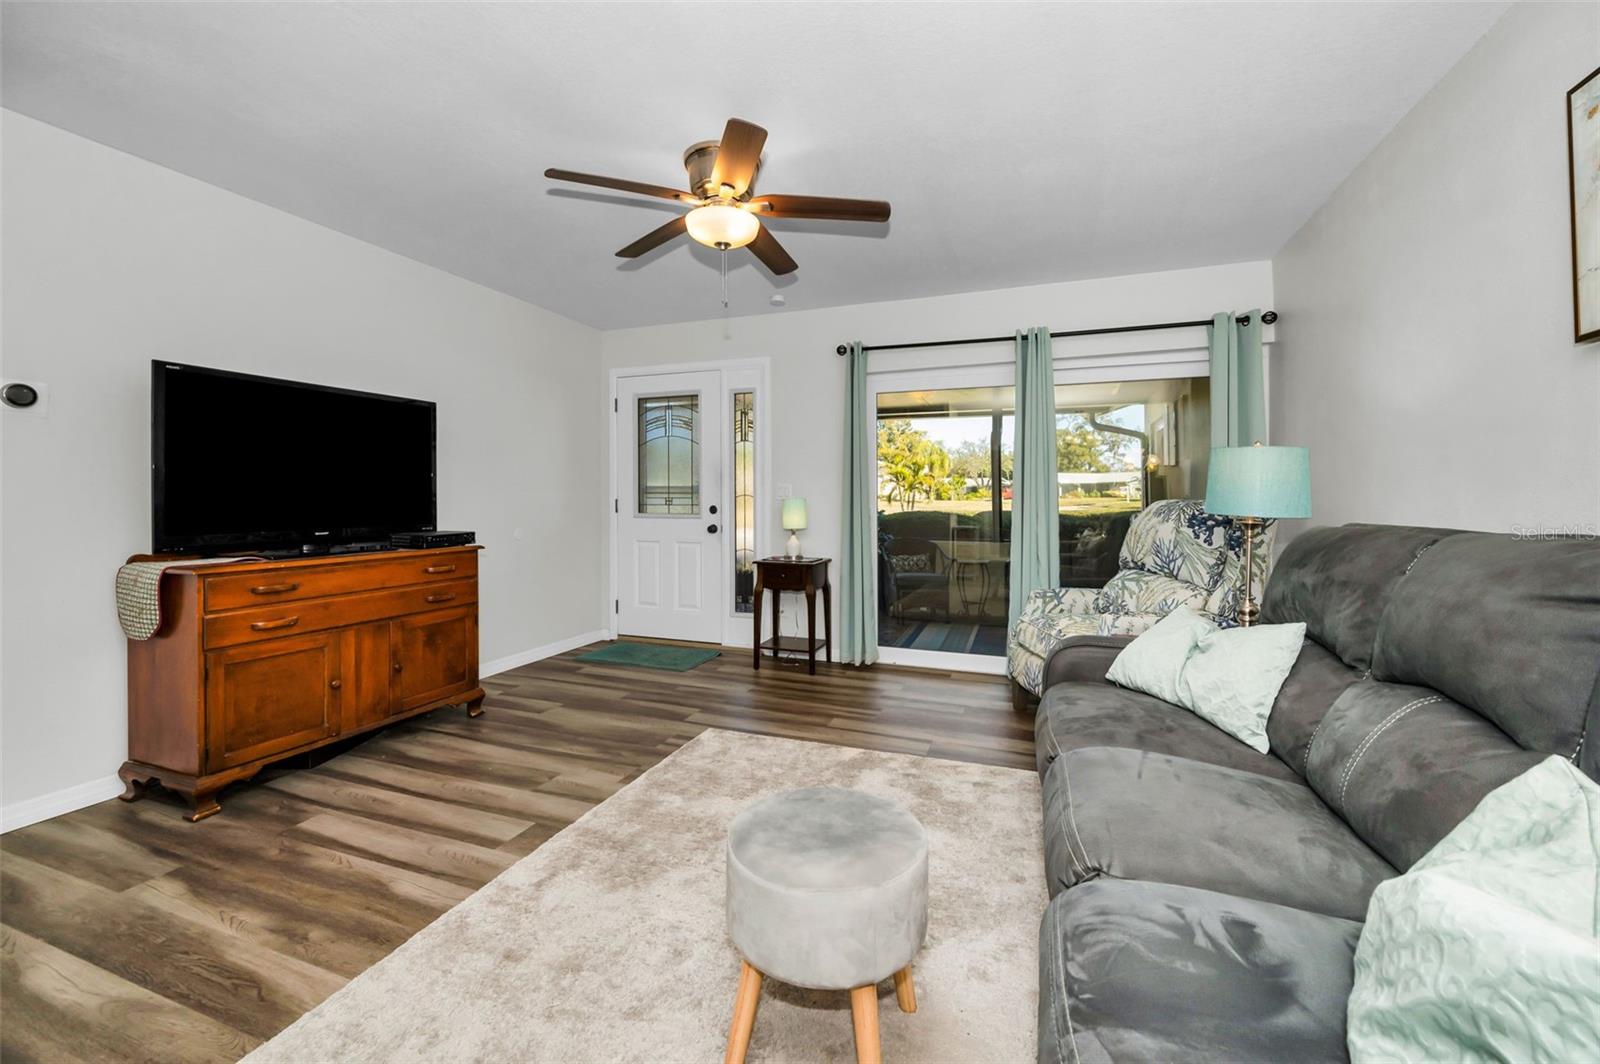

{"left": 575, "top": 642, "right": 720, "bottom": 671}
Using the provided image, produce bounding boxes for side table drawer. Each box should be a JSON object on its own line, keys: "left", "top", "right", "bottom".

{"left": 757, "top": 564, "right": 810, "bottom": 591}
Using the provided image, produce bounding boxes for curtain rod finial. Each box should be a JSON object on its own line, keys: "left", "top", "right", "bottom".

{"left": 1262, "top": 310, "right": 1278, "bottom": 325}
{"left": 836, "top": 344, "right": 848, "bottom": 356}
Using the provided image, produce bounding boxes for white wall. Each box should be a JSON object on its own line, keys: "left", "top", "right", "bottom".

{"left": 1272, "top": 1, "right": 1600, "bottom": 536}
{"left": 0, "top": 112, "right": 606, "bottom": 826}
{"left": 600, "top": 261, "right": 1274, "bottom": 649}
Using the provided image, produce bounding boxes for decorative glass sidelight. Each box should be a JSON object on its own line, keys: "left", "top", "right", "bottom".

{"left": 733, "top": 391, "right": 756, "bottom": 612}
{"left": 637, "top": 394, "right": 700, "bottom": 515}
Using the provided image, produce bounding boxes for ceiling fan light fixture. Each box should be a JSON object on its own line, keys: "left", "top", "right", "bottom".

{"left": 685, "top": 203, "right": 759, "bottom": 250}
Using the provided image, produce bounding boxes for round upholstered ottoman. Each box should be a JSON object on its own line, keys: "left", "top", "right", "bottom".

{"left": 723, "top": 787, "right": 928, "bottom": 1064}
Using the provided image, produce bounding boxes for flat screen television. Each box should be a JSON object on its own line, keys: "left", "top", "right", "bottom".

{"left": 152, "top": 360, "right": 436, "bottom": 554}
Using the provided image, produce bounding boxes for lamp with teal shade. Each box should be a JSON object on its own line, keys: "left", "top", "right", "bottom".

{"left": 1205, "top": 443, "right": 1311, "bottom": 626}
{"left": 781, "top": 497, "right": 808, "bottom": 559}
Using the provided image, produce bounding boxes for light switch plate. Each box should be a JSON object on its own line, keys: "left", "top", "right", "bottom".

{"left": 776, "top": 483, "right": 792, "bottom": 499}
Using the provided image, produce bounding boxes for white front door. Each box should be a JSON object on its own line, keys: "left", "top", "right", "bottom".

{"left": 616, "top": 371, "right": 724, "bottom": 643}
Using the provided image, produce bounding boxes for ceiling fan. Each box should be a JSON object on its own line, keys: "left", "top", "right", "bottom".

{"left": 544, "top": 118, "right": 890, "bottom": 278}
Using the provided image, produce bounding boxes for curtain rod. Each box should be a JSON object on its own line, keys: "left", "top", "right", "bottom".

{"left": 834, "top": 310, "right": 1277, "bottom": 356}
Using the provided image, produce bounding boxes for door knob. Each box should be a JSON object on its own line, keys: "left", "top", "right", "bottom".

{"left": 707, "top": 524, "right": 719, "bottom": 534}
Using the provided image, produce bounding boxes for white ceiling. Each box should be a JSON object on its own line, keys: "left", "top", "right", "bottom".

{"left": 1, "top": 1, "right": 1508, "bottom": 330}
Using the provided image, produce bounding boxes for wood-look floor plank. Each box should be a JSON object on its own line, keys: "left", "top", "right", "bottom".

{"left": 0, "top": 853, "right": 344, "bottom": 1039}
{"left": 0, "top": 643, "right": 1019, "bottom": 1062}
{"left": 0, "top": 927, "right": 259, "bottom": 1064}
{"left": 263, "top": 771, "right": 533, "bottom": 843}
{"left": 285, "top": 811, "right": 518, "bottom": 887}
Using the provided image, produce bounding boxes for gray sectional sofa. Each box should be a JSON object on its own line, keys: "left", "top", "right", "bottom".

{"left": 1030, "top": 523, "right": 1600, "bottom": 1063}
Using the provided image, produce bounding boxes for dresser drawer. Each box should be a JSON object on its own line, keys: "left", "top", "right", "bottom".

{"left": 204, "top": 580, "right": 477, "bottom": 649}
{"left": 204, "top": 552, "right": 477, "bottom": 612}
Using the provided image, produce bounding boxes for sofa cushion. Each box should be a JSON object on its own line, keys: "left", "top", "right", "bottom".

{"left": 1305, "top": 680, "right": 1549, "bottom": 870}
{"left": 1035, "top": 683, "right": 1300, "bottom": 782}
{"left": 1265, "top": 640, "right": 1363, "bottom": 773}
{"left": 1371, "top": 532, "right": 1600, "bottom": 765}
{"left": 1041, "top": 748, "right": 1393, "bottom": 919}
{"left": 1038, "top": 879, "right": 1362, "bottom": 1064}
{"left": 1260, "top": 524, "right": 1462, "bottom": 670}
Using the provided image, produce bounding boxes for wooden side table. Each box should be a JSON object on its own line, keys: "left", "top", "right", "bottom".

{"left": 752, "top": 557, "right": 832, "bottom": 674}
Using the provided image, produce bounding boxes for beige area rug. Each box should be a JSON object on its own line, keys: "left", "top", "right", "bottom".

{"left": 246, "top": 729, "right": 1046, "bottom": 1063}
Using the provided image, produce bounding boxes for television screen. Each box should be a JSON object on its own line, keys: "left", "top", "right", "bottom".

{"left": 152, "top": 361, "right": 436, "bottom": 553}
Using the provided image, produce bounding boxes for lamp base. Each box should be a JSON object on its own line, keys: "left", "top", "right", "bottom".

{"left": 1236, "top": 516, "right": 1264, "bottom": 627}
{"left": 786, "top": 531, "right": 802, "bottom": 559}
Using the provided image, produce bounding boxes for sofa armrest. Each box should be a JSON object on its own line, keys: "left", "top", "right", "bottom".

{"left": 1041, "top": 635, "right": 1136, "bottom": 693}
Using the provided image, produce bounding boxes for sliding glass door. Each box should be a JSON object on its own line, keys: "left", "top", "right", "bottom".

{"left": 871, "top": 359, "right": 1210, "bottom": 666}
{"left": 876, "top": 383, "right": 1015, "bottom": 656}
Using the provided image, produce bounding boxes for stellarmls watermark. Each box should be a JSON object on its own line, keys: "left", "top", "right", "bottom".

{"left": 1511, "top": 523, "right": 1599, "bottom": 540}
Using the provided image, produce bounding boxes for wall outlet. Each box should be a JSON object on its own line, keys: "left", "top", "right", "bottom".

{"left": 776, "top": 483, "right": 792, "bottom": 500}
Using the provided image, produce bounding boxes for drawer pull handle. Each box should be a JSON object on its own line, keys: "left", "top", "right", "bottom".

{"left": 426, "top": 592, "right": 456, "bottom": 604}
{"left": 424, "top": 565, "right": 457, "bottom": 575}
{"left": 249, "top": 617, "right": 300, "bottom": 632}
{"left": 250, "top": 583, "right": 300, "bottom": 595}
{"left": 330, "top": 679, "right": 342, "bottom": 690}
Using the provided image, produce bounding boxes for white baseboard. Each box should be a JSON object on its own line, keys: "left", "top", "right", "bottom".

{"left": 481, "top": 629, "right": 611, "bottom": 678}
{"left": 2, "top": 774, "right": 125, "bottom": 834}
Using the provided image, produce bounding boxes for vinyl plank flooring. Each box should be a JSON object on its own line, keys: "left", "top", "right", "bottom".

{"left": 0, "top": 642, "right": 1020, "bottom": 1062}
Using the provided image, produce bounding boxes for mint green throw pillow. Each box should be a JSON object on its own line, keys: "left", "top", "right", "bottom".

{"left": 1105, "top": 606, "right": 1305, "bottom": 753}
{"left": 1347, "top": 756, "right": 1600, "bottom": 1063}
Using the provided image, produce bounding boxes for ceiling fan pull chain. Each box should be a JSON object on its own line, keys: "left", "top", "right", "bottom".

{"left": 721, "top": 248, "right": 729, "bottom": 308}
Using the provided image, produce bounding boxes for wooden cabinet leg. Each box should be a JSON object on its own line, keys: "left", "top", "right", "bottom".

{"left": 178, "top": 787, "right": 222, "bottom": 823}
{"left": 893, "top": 965, "right": 917, "bottom": 1013}
{"left": 117, "top": 764, "right": 153, "bottom": 803}
{"left": 752, "top": 575, "right": 765, "bottom": 671}
{"left": 850, "top": 984, "right": 882, "bottom": 1064}
{"left": 725, "top": 960, "right": 762, "bottom": 1064}
{"left": 805, "top": 587, "right": 818, "bottom": 675}
{"left": 466, "top": 694, "right": 485, "bottom": 718}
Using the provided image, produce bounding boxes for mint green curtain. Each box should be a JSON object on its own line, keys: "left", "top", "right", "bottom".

{"left": 1008, "top": 327, "right": 1060, "bottom": 632}
{"left": 1209, "top": 309, "right": 1267, "bottom": 447}
{"left": 838, "top": 341, "right": 878, "bottom": 664}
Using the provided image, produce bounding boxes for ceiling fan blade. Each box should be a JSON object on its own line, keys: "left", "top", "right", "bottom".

{"left": 708, "top": 118, "right": 768, "bottom": 197}
{"left": 749, "top": 194, "right": 891, "bottom": 223}
{"left": 748, "top": 224, "right": 797, "bottom": 276}
{"left": 615, "top": 215, "right": 688, "bottom": 258}
{"left": 544, "top": 168, "right": 696, "bottom": 203}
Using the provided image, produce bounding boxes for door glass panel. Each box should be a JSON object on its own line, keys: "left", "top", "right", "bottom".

{"left": 732, "top": 390, "right": 756, "bottom": 613}
{"left": 1054, "top": 376, "right": 1209, "bottom": 588}
{"left": 876, "top": 385, "right": 1014, "bottom": 656}
{"left": 637, "top": 394, "right": 699, "bottom": 515}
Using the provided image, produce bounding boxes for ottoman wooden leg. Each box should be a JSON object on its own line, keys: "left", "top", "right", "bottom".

{"left": 893, "top": 965, "right": 917, "bottom": 1013}
{"left": 850, "top": 984, "right": 882, "bottom": 1064}
{"left": 725, "top": 961, "right": 762, "bottom": 1064}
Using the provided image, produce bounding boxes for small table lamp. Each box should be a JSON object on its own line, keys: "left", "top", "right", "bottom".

{"left": 782, "top": 498, "right": 808, "bottom": 559}
{"left": 1204, "top": 443, "right": 1311, "bottom": 626}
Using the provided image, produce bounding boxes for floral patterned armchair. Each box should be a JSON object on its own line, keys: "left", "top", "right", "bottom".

{"left": 1007, "top": 499, "right": 1275, "bottom": 697}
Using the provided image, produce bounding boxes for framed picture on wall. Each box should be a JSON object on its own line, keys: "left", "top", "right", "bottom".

{"left": 1569, "top": 64, "right": 1600, "bottom": 343}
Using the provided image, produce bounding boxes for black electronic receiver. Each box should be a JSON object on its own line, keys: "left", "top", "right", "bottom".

{"left": 390, "top": 530, "right": 476, "bottom": 549}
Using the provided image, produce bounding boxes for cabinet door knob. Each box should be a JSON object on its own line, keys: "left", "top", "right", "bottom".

{"left": 330, "top": 679, "right": 342, "bottom": 690}
{"left": 393, "top": 663, "right": 403, "bottom": 672}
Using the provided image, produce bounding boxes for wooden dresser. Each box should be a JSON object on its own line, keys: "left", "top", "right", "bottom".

{"left": 120, "top": 546, "right": 484, "bottom": 821}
